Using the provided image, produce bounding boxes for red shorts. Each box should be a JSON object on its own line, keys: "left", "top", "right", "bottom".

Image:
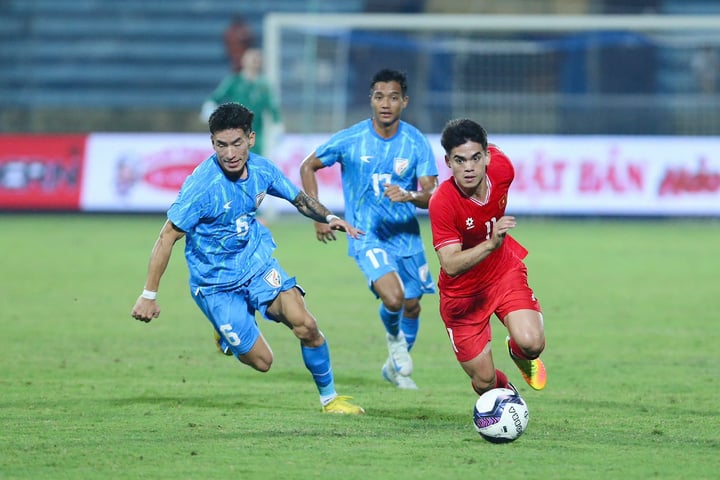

{"left": 439, "top": 264, "right": 541, "bottom": 363}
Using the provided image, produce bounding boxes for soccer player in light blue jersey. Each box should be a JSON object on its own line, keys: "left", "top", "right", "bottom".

{"left": 131, "top": 103, "right": 364, "bottom": 414}
{"left": 300, "top": 69, "right": 438, "bottom": 389}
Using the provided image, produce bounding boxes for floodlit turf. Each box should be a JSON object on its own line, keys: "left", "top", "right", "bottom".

{"left": 1, "top": 213, "right": 718, "bottom": 479}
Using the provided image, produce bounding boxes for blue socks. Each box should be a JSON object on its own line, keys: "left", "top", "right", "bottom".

{"left": 401, "top": 316, "right": 419, "bottom": 351}
{"left": 379, "top": 304, "right": 402, "bottom": 337}
{"left": 301, "top": 339, "right": 336, "bottom": 398}
{"left": 380, "top": 304, "right": 420, "bottom": 350}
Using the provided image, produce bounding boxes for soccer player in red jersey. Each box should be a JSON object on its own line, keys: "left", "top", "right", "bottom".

{"left": 428, "top": 118, "right": 547, "bottom": 396}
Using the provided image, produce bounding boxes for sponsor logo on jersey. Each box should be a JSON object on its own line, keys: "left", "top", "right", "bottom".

{"left": 263, "top": 268, "right": 282, "bottom": 288}
{"left": 223, "top": 201, "right": 232, "bottom": 210}
{"left": 465, "top": 217, "right": 475, "bottom": 229}
{"left": 394, "top": 158, "right": 409, "bottom": 175}
{"left": 360, "top": 155, "right": 373, "bottom": 163}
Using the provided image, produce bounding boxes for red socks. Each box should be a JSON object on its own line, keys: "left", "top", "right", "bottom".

{"left": 494, "top": 369, "right": 509, "bottom": 389}
{"left": 509, "top": 337, "right": 538, "bottom": 360}
{"left": 472, "top": 369, "right": 509, "bottom": 395}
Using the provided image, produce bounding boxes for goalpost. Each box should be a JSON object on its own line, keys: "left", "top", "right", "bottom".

{"left": 263, "top": 13, "right": 720, "bottom": 135}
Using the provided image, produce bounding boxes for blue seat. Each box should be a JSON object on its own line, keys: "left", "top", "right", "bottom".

{"left": 0, "top": 0, "right": 364, "bottom": 110}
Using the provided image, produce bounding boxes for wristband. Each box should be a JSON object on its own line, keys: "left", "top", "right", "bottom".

{"left": 326, "top": 214, "right": 340, "bottom": 224}
{"left": 141, "top": 289, "right": 157, "bottom": 300}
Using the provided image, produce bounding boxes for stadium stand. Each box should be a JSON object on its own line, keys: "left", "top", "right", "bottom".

{"left": 1, "top": 0, "right": 719, "bottom": 134}
{"left": 0, "top": 0, "right": 364, "bottom": 132}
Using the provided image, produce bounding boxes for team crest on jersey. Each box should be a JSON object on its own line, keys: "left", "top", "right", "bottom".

{"left": 465, "top": 217, "right": 475, "bottom": 230}
{"left": 255, "top": 191, "right": 266, "bottom": 208}
{"left": 499, "top": 194, "right": 507, "bottom": 210}
{"left": 263, "top": 268, "right": 282, "bottom": 288}
{"left": 393, "top": 158, "right": 409, "bottom": 176}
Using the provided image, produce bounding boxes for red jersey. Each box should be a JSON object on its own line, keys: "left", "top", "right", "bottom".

{"left": 429, "top": 144, "right": 528, "bottom": 297}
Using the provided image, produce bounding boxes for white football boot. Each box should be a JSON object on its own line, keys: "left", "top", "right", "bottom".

{"left": 386, "top": 332, "right": 413, "bottom": 376}
{"left": 382, "top": 357, "right": 418, "bottom": 390}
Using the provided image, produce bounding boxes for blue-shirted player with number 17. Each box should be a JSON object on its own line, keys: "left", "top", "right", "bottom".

{"left": 131, "top": 102, "right": 364, "bottom": 414}
{"left": 301, "top": 69, "right": 438, "bottom": 389}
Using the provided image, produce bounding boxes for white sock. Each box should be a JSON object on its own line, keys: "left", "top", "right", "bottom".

{"left": 320, "top": 393, "right": 338, "bottom": 406}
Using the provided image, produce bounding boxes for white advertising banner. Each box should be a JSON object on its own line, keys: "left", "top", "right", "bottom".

{"left": 81, "top": 133, "right": 213, "bottom": 212}
{"left": 80, "top": 133, "right": 720, "bottom": 216}
{"left": 491, "top": 135, "right": 720, "bottom": 216}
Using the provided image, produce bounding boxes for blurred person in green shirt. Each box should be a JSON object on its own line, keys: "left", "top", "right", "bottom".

{"left": 201, "top": 48, "right": 283, "bottom": 157}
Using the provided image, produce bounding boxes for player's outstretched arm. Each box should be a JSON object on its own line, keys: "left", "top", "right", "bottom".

{"left": 436, "top": 216, "right": 516, "bottom": 277}
{"left": 131, "top": 220, "right": 185, "bottom": 323}
{"left": 383, "top": 175, "right": 438, "bottom": 208}
{"left": 299, "top": 152, "right": 337, "bottom": 242}
{"left": 299, "top": 152, "right": 324, "bottom": 202}
{"left": 292, "top": 191, "right": 364, "bottom": 241}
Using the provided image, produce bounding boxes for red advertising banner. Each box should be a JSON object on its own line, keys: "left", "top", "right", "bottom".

{"left": 0, "top": 134, "right": 87, "bottom": 210}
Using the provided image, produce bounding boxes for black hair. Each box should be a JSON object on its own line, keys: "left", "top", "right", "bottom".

{"left": 370, "top": 69, "right": 408, "bottom": 96}
{"left": 440, "top": 118, "right": 488, "bottom": 153}
{"left": 208, "top": 102, "right": 254, "bottom": 135}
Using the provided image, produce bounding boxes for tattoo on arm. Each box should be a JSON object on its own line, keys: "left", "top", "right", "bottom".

{"left": 293, "top": 191, "right": 332, "bottom": 222}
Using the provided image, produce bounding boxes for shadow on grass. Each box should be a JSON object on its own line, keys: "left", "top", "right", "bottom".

{"left": 106, "top": 394, "right": 264, "bottom": 410}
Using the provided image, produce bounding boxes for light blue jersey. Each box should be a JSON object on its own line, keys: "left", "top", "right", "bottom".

{"left": 168, "top": 152, "right": 300, "bottom": 294}
{"left": 314, "top": 119, "right": 438, "bottom": 257}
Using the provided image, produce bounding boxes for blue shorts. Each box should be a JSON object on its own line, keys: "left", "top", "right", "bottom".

{"left": 353, "top": 246, "right": 436, "bottom": 300}
{"left": 191, "top": 257, "right": 301, "bottom": 356}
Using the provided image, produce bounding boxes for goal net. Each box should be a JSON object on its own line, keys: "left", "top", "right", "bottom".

{"left": 263, "top": 13, "right": 720, "bottom": 135}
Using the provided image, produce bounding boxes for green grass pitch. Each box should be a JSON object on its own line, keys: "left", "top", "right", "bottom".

{"left": 0, "top": 213, "right": 718, "bottom": 479}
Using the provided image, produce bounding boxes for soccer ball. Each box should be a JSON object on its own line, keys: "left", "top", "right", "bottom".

{"left": 473, "top": 387, "right": 529, "bottom": 443}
